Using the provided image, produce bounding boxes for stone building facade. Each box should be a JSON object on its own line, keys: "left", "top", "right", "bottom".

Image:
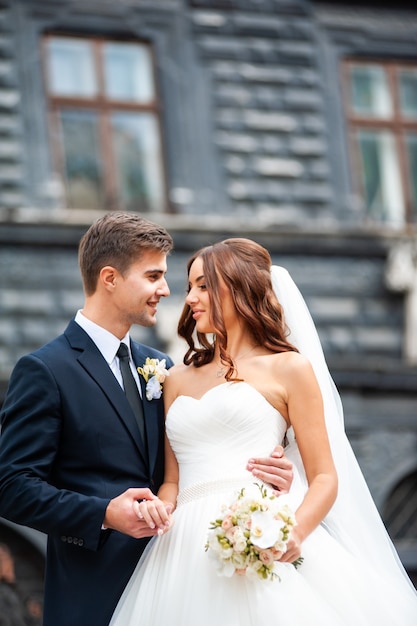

{"left": 0, "top": 0, "right": 416, "bottom": 608}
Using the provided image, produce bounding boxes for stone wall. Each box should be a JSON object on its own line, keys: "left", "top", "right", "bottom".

{"left": 0, "top": 0, "right": 416, "bottom": 580}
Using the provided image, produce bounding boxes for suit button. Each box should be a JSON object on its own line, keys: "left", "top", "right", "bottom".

{"left": 79, "top": 539, "right": 84, "bottom": 547}
{"left": 61, "top": 536, "right": 67, "bottom": 543}
{"left": 73, "top": 538, "right": 78, "bottom": 545}
{"left": 67, "top": 537, "right": 73, "bottom": 544}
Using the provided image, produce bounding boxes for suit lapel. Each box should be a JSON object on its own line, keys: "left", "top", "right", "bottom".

{"left": 131, "top": 343, "right": 162, "bottom": 476}
{"left": 65, "top": 321, "right": 148, "bottom": 464}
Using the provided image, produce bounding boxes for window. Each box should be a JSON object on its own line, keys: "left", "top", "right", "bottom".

{"left": 42, "top": 35, "right": 167, "bottom": 213}
{"left": 342, "top": 60, "right": 417, "bottom": 226}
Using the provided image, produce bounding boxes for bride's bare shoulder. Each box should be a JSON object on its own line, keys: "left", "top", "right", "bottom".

{"left": 269, "top": 350, "right": 314, "bottom": 378}
{"left": 164, "top": 362, "right": 194, "bottom": 392}
{"left": 167, "top": 362, "right": 189, "bottom": 376}
{"left": 166, "top": 362, "right": 190, "bottom": 385}
{"left": 268, "top": 350, "right": 309, "bottom": 366}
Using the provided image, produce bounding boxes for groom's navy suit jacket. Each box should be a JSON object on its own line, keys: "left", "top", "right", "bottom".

{"left": 0, "top": 320, "right": 173, "bottom": 626}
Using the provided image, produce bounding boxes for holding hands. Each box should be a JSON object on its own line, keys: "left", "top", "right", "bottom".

{"left": 133, "top": 498, "right": 174, "bottom": 535}
{"left": 104, "top": 488, "right": 173, "bottom": 539}
{"left": 106, "top": 446, "right": 292, "bottom": 539}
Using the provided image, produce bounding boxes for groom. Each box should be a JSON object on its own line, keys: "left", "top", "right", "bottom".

{"left": 0, "top": 212, "right": 293, "bottom": 626}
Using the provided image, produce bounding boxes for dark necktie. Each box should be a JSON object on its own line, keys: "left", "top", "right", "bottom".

{"left": 117, "top": 343, "right": 146, "bottom": 445}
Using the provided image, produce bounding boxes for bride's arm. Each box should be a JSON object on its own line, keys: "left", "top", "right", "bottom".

{"left": 279, "top": 353, "right": 338, "bottom": 563}
{"left": 158, "top": 370, "right": 180, "bottom": 508}
{"left": 135, "top": 434, "right": 179, "bottom": 534}
{"left": 134, "top": 373, "right": 180, "bottom": 533}
{"left": 157, "top": 435, "right": 179, "bottom": 511}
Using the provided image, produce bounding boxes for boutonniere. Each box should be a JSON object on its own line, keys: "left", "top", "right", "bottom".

{"left": 137, "top": 358, "right": 169, "bottom": 401}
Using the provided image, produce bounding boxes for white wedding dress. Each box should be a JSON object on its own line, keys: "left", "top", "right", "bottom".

{"left": 110, "top": 381, "right": 417, "bottom": 626}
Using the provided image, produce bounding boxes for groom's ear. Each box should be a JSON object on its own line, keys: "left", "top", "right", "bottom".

{"left": 100, "top": 266, "right": 121, "bottom": 292}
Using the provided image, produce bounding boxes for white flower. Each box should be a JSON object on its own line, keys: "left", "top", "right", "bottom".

{"left": 233, "top": 534, "right": 247, "bottom": 554}
{"left": 250, "top": 510, "right": 286, "bottom": 550}
{"left": 145, "top": 376, "right": 162, "bottom": 400}
{"left": 246, "top": 560, "right": 264, "bottom": 580}
{"left": 231, "top": 552, "right": 247, "bottom": 569}
{"left": 137, "top": 358, "right": 169, "bottom": 401}
{"left": 205, "top": 482, "right": 301, "bottom": 582}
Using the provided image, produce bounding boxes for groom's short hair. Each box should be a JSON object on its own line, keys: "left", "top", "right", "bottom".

{"left": 79, "top": 211, "right": 173, "bottom": 295}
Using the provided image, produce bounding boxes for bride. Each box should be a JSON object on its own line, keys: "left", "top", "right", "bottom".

{"left": 110, "top": 238, "right": 417, "bottom": 625}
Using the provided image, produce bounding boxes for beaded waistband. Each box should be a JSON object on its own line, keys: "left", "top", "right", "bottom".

{"left": 176, "top": 477, "right": 253, "bottom": 507}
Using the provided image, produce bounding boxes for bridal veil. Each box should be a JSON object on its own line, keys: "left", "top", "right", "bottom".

{"left": 271, "top": 265, "right": 417, "bottom": 600}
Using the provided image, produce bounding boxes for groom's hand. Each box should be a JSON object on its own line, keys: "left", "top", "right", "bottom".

{"left": 103, "top": 488, "right": 161, "bottom": 538}
{"left": 133, "top": 498, "right": 174, "bottom": 536}
{"left": 246, "top": 445, "right": 293, "bottom": 494}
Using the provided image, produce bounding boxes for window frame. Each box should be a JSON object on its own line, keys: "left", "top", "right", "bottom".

{"left": 341, "top": 58, "right": 417, "bottom": 225}
{"left": 41, "top": 33, "right": 168, "bottom": 213}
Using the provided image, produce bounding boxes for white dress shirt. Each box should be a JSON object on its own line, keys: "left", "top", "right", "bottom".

{"left": 74, "top": 310, "right": 142, "bottom": 396}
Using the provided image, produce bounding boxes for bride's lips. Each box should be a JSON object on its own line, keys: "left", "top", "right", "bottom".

{"left": 192, "top": 309, "right": 204, "bottom": 320}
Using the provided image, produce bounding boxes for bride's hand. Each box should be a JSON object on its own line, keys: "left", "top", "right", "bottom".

{"left": 133, "top": 498, "right": 174, "bottom": 535}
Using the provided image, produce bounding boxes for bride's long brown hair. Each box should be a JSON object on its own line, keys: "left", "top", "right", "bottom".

{"left": 178, "top": 238, "right": 298, "bottom": 380}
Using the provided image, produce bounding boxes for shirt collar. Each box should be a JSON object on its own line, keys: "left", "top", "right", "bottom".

{"left": 74, "top": 310, "right": 131, "bottom": 364}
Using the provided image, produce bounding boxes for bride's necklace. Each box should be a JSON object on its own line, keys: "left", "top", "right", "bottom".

{"left": 216, "top": 345, "right": 259, "bottom": 378}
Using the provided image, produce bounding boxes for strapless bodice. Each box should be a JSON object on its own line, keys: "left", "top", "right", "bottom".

{"left": 166, "top": 382, "right": 287, "bottom": 493}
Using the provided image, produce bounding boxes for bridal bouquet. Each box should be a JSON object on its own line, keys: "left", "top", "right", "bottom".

{"left": 205, "top": 483, "right": 300, "bottom": 582}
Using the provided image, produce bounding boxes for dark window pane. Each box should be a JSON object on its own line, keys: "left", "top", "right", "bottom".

{"left": 60, "top": 110, "right": 104, "bottom": 209}
{"left": 111, "top": 112, "right": 165, "bottom": 212}
{"left": 357, "top": 129, "right": 404, "bottom": 223}
{"left": 406, "top": 133, "right": 417, "bottom": 219}
{"left": 103, "top": 43, "right": 154, "bottom": 102}
{"left": 350, "top": 65, "right": 392, "bottom": 118}
{"left": 399, "top": 69, "right": 417, "bottom": 119}
{"left": 46, "top": 38, "right": 97, "bottom": 97}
